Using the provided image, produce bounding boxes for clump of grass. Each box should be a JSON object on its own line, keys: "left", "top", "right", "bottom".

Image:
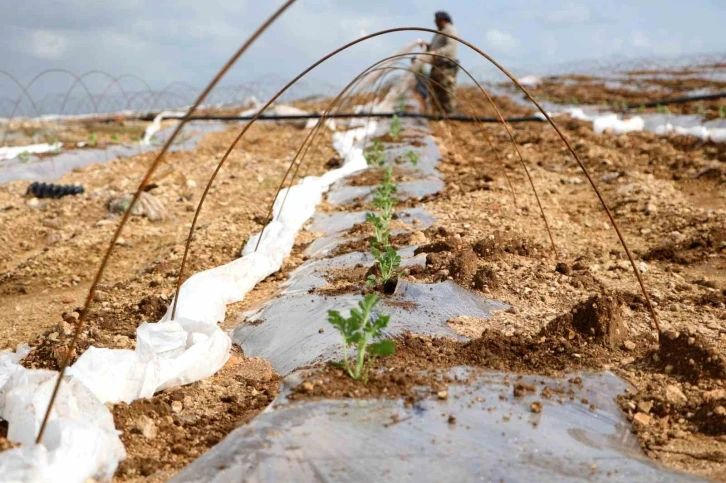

{"left": 88, "top": 132, "right": 97, "bottom": 147}
{"left": 17, "top": 151, "right": 31, "bottom": 163}
{"left": 719, "top": 105, "right": 726, "bottom": 119}
{"left": 656, "top": 105, "right": 671, "bottom": 115}
{"left": 111, "top": 133, "right": 119, "bottom": 143}
{"left": 328, "top": 293, "right": 396, "bottom": 382}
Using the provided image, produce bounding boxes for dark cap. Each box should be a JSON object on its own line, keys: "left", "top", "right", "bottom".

{"left": 435, "top": 11, "right": 452, "bottom": 23}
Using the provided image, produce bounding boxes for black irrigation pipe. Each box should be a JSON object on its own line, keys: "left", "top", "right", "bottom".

{"left": 624, "top": 91, "right": 726, "bottom": 109}
{"left": 136, "top": 111, "right": 547, "bottom": 123}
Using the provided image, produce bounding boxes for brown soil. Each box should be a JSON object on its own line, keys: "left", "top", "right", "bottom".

{"left": 0, "top": 120, "right": 336, "bottom": 480}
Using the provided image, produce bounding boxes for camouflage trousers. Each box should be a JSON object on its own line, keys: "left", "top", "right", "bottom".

{"left": 428, "top": 63, "right": 458, "bottom": 115}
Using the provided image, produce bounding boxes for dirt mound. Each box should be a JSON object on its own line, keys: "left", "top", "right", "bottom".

{"left": 542, "top": 293, "right": 628, "bottom": 348}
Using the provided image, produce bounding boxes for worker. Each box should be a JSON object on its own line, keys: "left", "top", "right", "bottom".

{"left": 418, "top": 11, "right": 459, "bottom": 114}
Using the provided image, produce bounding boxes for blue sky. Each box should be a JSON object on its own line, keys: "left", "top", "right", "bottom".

{"left": 1, "top": 0, "right": 724, "bottom": 100}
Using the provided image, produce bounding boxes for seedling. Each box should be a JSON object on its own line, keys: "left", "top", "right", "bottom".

{"left": 620, "top": 101, "right": 629, "bottom": 110}
{"left": 570, "top": 97, "right": 579, "bottom": 106}
{"left": 656, "top": 105, "right": 671, "bottom": 115}
{"left": 17, "top": 151, "right": 30, "bottom": 163}
{"left": 366, "top": 212, "right": 391, "bottom": 249}
{"left": 88, "top": 132, "right": 97, "bottom": 147}
{"left": 637, "top": 104, "right": 645, "bottom": 113}
{"left": 364, "top": 140, "right": 385, "bottom": 168}
{"left": 111, "top": 133, "right": 119, "bottom": 143}
{"left": 405, "top": 150, "right": 419, "bottom": 166}
{"left": 719, "top": 105, "right": 726, "bottom": 119}
{"left": 695, "top": 104, "right": 706, "bottom": 116}
{"left": 327, "top": 294, "right": 396, "bottom": 381}
{"left": 367, "top": 245, "right": 402, "bottom": 287}
{"left": 390, "top": 114, "right": 401, "bottom": 140}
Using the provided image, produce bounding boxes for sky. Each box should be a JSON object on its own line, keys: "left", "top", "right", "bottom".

{"left": 1, "top": 0, "right": 725, "bottom": 102}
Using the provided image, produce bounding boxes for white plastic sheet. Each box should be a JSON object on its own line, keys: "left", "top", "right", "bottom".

{"left": 0, "top": 115, "right": 378, "bottom": 482}
{"left": 0, "top": 143, "right": 62, "bottom": 162}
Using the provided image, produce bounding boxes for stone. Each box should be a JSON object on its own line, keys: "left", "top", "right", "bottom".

{"left": 134, "top": 415, "right": 158, "bottom": 440}
{"left": 637, "top": 400, "right": 654, "bottom": 414}
{"left": 633, "top": 413, "right": 651, "bottom": 427}
{"left": 94, "top": 291, "right": 109, "bottom": 302}
{"left": 437, "top": 390, "right": 448, "bottom": 400}
{"left": 530, "top": 401, "right": 543, "bottom": 414}
{"left": 171, "top": 401, "right": 183, "bottom": 413}
{"left": 665, "top": 385, "right": 687, "bottom": 406}
{"left": 409, "top": 231, "right": 428, "bottom": 245}
{"left": 622, "top": 340, "right": 636, "bottom": 351}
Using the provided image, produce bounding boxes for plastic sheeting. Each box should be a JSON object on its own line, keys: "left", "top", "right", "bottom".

{"left": 0, "top": 115, "right": 379, "bottom": 481}
{"left": 0, "top": 142, "right": 62, "bottom": 162}
{"left": 171, "top": 368, "right": 702, "bottom": 483}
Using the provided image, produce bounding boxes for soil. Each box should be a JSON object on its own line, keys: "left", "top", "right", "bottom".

{"left": 0, "top": 119, "right": 335, "bottom": 480}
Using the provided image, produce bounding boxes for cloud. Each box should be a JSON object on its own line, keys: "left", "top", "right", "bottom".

{"left": 26, "top": 30, "right": 69, "bottom": 59}
{"left": 546, "top": 4, "right": 591, "bottom": 24}
{"left": 484, "top": 29, "right": 518, "bottom": 54}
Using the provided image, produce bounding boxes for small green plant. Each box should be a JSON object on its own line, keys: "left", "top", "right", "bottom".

{"left": 366, "top": 212, "right": 391, "bottom": 249}
{"left": 620, "top": 101, "right": 629, "bottom": 110}
{"left": 390, "top": 114, "right": 401, "bottom": 140}
{"left": 88, "top": 132, "right": 97, "bottom": 147}
{"left": 367, "top": 245, "right": 402, "bottom": 287}
{"left": 364, "top": 140, "right": 385, "bottom": 168}
{"left": 405, "top": 150, "right": 419, "bottom": 166}
{"left": 17, "top": 151, "right": 31, "bottom": 163}
{"left": 719, "top": 105, "right": 726, "bottom": 119}
{"left": 637, "top": 104, "right": 645, "bottom": 113}
{"left": 570, "top": 97, "right": 579, "bottom": 106}
{"left": 111, "top": 133, "right": 119, "bottom": 143}
{"left": 372, "top": 167, "right": 397, "bottom": 217}
{"left": 695, "top": 104, "right": 706, "bottom": 116}
{"left": 327, "top": 294, "right": 396, "bottom": 381}
{"left": 656, "top": 105, "right": 671, "bottom": 115}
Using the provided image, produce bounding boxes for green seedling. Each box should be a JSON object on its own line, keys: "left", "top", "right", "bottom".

{"left": 367, "top": 245, "right": 402, "bottom": 287}
{"left": 17, "top": 151, "right": 31, "bottom": 163}
{"left": 390, "top": 114, "right": 401, "bottom": 140}
{"left": 620, "top": 101, "right": 629, "bottom": 110}
{"left": 570, "top": 97, "right": 579, "bottom": 106}
{"left": 328, "top": 294, "right": 396, "bottom": 381}
{"left": 405, "top": 150, "right": 419, "bottom": 166}
{"left": 695, "top": 104, "right": 706, "bottom": 116}
{"left": 719, "top": 105, "right": 726, "bottom": 119}
{"left": 364, "top": 140, "right": 385, "bottom": 168}
{"left": 111, "top": 133, "right": 119, "bottom": 143}
{"left": 637, "top": 104, "right": 645, "bottom": 113}
{"left": 88, "top": 132, "right": 97, "bottom": 147}
{"left": 366, "top": 212, "right": 391, "bottom": 249}
{"left": 656, "top": 105, "right": 671, "bottom": 115}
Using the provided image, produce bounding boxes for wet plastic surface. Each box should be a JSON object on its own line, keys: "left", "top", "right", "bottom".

{"left": 172, "top": 367, "right": 702, "bottom": 483}
{"left": 234, "top": 279, "right": 507, "bottom": 376}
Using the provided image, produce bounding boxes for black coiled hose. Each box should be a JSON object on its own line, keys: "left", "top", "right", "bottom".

{"left": 26, "top": 182, "right": 85, "bottom": 199}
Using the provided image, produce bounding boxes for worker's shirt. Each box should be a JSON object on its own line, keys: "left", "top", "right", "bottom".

{"left": 427, "top": 23, "right": 458, "bottom": 65}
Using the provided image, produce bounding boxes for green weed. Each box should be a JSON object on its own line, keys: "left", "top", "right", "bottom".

{"left": 719, "top": 105, "right": 726, "bottom": 119}
{"left": 17, "top": 151, "right": 31, "bottom": 163}
{"left": 88, "top": 132, "right": 97, "bottom": 147}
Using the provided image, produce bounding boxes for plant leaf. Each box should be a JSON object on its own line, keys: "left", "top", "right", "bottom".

{"left": 368, "top": 339, "right": 396, "bottom": 356}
